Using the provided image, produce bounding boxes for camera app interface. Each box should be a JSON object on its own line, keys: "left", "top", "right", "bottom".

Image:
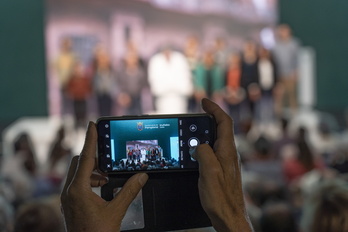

{"left": 110, "top": 118, "right": 179, "bottom": 171}
{"left": 99, "top": 116, "right": 214, "bottom": 172}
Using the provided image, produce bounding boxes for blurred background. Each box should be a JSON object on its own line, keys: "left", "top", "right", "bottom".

{"left": 1, "top": 0, "right": 348, "bottom": 231}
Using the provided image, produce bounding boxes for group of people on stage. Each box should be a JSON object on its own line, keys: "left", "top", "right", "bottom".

{"left": 113, "top": 157, "right": 179, "bottom": 172}
{"left": 54, "top": 24, "right": 300, "bottom": 130}
{"left": 113, "top": 145, "right": 179, "bottom": 171}
{"left": 126, "top": 146, "right": 162, "bottom": 162}
{"left": 113, "top": 158, "right": 179, "bottom": 171}
{"left": 54, "top": 40, "right": 148, "bottom": 127}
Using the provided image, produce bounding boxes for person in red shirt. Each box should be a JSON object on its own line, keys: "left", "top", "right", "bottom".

{"left": 67, "top": 61, "right": 91, "bottom": 128}
{"left": 224, "top": 53, "right": 245, "bottom": 134}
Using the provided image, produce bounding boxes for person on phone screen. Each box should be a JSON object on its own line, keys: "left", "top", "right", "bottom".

{"left": 60, "top": 98, "right": 253, "bottom": 232}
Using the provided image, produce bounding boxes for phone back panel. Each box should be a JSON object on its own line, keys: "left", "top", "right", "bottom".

{"left": 102, "top": 171, "right": 212, "bottom": 232}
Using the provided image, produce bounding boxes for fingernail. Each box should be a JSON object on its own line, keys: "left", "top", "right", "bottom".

{"left": 100, "top": 176, "right": 109, "bottom": 186}
{"left": 138, "top": 173, "right": 148, "bottom": 186}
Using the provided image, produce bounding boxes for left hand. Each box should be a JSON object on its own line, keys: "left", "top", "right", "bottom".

{"left": 61, "top": 122, "right": 148, "bottom": 232}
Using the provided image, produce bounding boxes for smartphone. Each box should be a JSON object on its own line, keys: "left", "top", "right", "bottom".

{"left": 97, "top": 114, "right": 216, "bottom": 173}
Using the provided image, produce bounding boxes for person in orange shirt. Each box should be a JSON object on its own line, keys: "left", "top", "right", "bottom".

{"left": 224, "top": 53, "right": 245, "bottom": 134}
{"left": 67, "top": 61, "right": 91, "bottom": 128}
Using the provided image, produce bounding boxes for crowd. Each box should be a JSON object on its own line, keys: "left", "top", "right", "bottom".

{"left": 113, "top": 146, "right": 179, "bottom": 171}
{"left": 54, "top": 24, "right": 299, "bottom": 129}
{"left": 0, "top": 24, "right": 347, "bottom": 231}
{"left": 113, "top": 158, "right": 179, "bottom": 172}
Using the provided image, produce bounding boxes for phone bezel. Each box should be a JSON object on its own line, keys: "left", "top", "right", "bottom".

{"left": 96, "top": 113, "right": 216, "bottom": 174}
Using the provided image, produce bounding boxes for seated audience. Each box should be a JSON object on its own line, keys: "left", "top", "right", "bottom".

{"left": 260, "top": 201, "right": 298, "bottom": 232}
{"left": 282, "top": 127, "right": 324, "bottom": 183}
{"left": 300, "top": 179, "right": 348, "bottom": 232}
{"left": 14, "top": 200, "right": 63, "bottom": 232}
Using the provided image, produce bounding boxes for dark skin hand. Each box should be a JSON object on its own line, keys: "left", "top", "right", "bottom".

{"left": 60, "top": 122, "right": 148, "bottom": 232}
{"left": 61, "top": 99, "right": 253, "bottom": 232}
{"left": 193, "top": 98, "right": 253, "bottom": 232}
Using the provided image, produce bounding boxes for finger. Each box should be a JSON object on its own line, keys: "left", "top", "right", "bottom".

{"left": 201, "top": 98, "right": 234, "bottom": 143}
{"left": 74, "top": 122, "right": 98, "bottom": 184}
{"left": 201, "top": 98, "right": 237, "bottom": 171}
{"left": 90, "top": 173, "right": 109, "bottom": 187}
{"left": 62, "top": 156, "right": 79, "bottom": 197}
{"left": 110, "top": 173, "right": 148, "bottom": 214}
{"left": 193, "top": 144, "right": 221, "bottom": 181}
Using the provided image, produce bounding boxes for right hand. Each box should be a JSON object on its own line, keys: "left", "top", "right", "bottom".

{"left": 193, "top": 98, "right": 253, "bottom": 232}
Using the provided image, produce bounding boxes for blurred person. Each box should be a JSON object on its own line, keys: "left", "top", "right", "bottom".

{"left": 235, "top": 119, "right": 255, "bottom": 165}
{"left": 260, "top": 201, "right": 298, "bottom": 232}
{"left": 91, "top": 45, "right": 116, "bottom": 117}
{"left": 273, "top": 117, "right": 296, "bottom": 159}
{"left": 148, "top": 47, "right": 193, "bottom": 113}
{"left": 272, "top": 24, "right": 300, "bottom": 116}
{"left": 117, "top": 50, "right": 147, "bottom": 115}
{"left": 184, "top": 36, "right": 200, "bottom": 73}
{"left": 67, "top": 60, "right": 92, "bottom": 128}
{"left": 312, "top": 121, "right": 339, "bottom": 165}
{"left": 47, "top": 126, "right": 72, "bottom": 187}
{"left": 54, "top": 37, "right": 77, "bottom": 116}
{"left": 244, "top": 135, "right": 285, "bottom": 185}
{"left": 60, "top": 99, "right": 253, "bottom": 232}
{"left": 126, "top": 40, "right": 147, "bottom": 72}
{"left": 184, "top": 35, "right": 201, "bottom": 112}
{"left": 282, "top": 127, "right": 324, "bottom": 183}
{"left": 240, "top": 40, "right": 261, "bottom": 119}
{"left": 329, "top": 146, "right": 348, "bottom": 175}
{"left": 0, "top": 195, "right": 14, "bottom": 232}
{"left": 224, "top": 52, "right": 245, "bottom": 134}
{"left": 300, "top": 179, "right": 348, "bottom": 232}
{"left": 13, "top": 133, "right": 37, "bottom": 176}
{"left": 244, "top": 173, "right": 288, "bottom": 208}
{"left": 14, "top": 200, "right": 64, "bottom": 232}
{"left": 1, "top": 133, "right": 36, "bottom": 207}
{"left": 213, "top": 37, "right": 229, "bottom": 70}
{"left": 243, "top": 175, "right": 287, "bottom": 231}
{"left": 256, "top": 47, "right": 278, "bottom": 124}
{"left": 194, "top": 50, "right": 224, "bottom": 106}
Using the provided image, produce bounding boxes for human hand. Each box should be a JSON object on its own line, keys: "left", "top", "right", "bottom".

{"left": 192, "top": 98, "right": 253, "bottom": 232}
{"left": 61, "top": 122, "right": 148, "bottom": 232}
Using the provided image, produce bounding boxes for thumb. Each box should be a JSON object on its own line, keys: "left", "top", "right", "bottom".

{"left": 109, "top": 173, "right": 148, "bottom": 215}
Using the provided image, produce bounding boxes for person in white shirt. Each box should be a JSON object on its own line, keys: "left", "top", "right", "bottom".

{"left": 256, "top": 47, "right": 278, "bottom": 124}
{"left": 148, "top": 47, "right": 193, "bottom": 114}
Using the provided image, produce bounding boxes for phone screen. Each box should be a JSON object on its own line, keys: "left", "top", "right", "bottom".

{"left": 97, "top": 114, "right": 216, "bottom": 173}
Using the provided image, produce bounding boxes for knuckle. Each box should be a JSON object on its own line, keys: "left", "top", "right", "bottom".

{"left": 201, "top": 164, "right": 220, "bottom": 179}
{"left": 196, "top": 143, "right": 210, "bottom": 153}
{"left": 65, "top": 184, "right": 80, "bottom": 201}
{"left": 127, "top": 187, "right": 137, "bottom": 197}
{"left": 209, "top": 165, "right": 221, "bottom": 176}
